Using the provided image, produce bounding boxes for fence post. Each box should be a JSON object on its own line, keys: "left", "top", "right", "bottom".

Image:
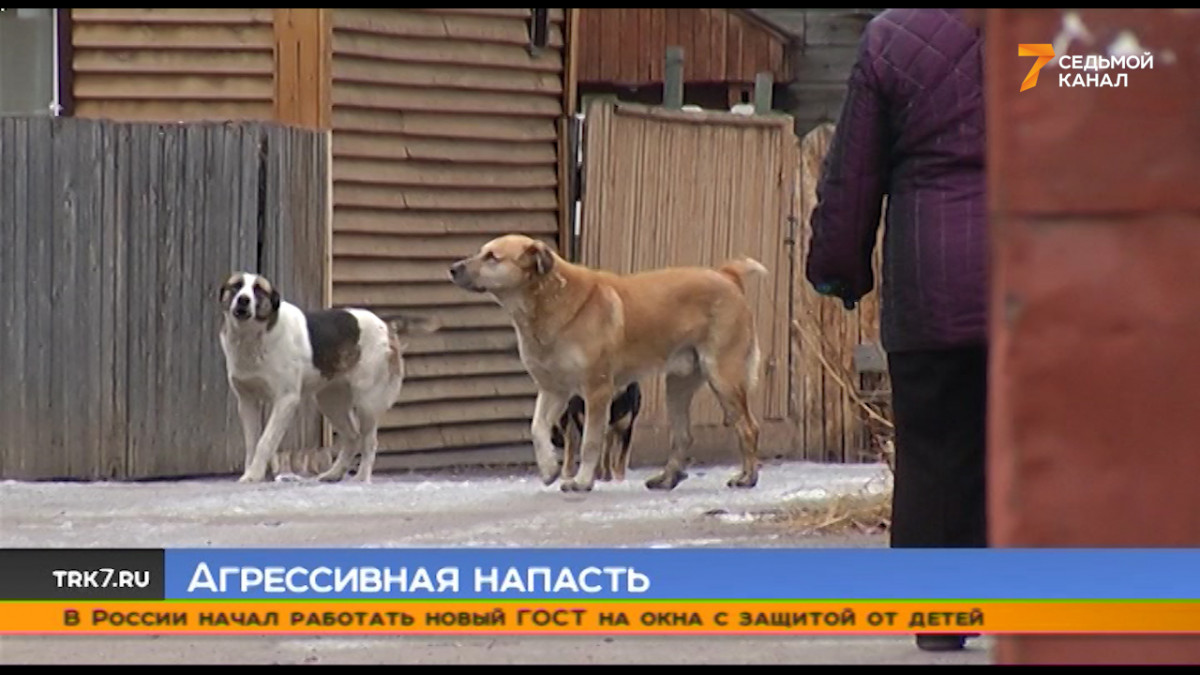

{"left": 664, "top": 46, "right": 684, "bottom": 109}
{"left": 754, "top": 72, "right": 774, "bottom": 114}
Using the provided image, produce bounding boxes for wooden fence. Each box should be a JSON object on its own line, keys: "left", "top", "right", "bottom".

{"left": 791, "top": 123, "right": 887, "bottom": 463}
{"left": 579, "top": 100, "right": 798, "bottom": 464}
{"left": 578, "top": 101, "right": 887, "bottom": 465}
{"left": 0, "top": 117, "right": 328, "bottom": 480}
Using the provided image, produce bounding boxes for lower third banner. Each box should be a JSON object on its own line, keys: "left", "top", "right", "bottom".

{"left": 2, "top": 548, "right": 1199, "bottom": 635}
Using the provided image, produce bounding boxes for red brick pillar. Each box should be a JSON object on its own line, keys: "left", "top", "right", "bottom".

{"left": 986, "top": 8, "right": 1200, "bottom": 665}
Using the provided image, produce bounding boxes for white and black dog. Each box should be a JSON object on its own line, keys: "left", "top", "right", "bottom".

{"left": 218, "top": 272, "right": 437, "bottom": 484}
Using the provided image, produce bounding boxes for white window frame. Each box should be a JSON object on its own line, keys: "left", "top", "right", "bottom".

{"left": 0, "top": 7, "right": 64, "bottom": 116}
{"left": 50, "top": 7, "right": 62, "bottom": 116}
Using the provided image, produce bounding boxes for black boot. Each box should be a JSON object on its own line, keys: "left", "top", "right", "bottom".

{"left": 916, "top": 634, "right": 970, "bottom": 651}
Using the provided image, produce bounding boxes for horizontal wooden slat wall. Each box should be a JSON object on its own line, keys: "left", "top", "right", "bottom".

{"left": 329, "top": 8, "right": 567, "bottom": 466}
{"left": 70, "top": 8, "right": 276, "bottom": 122}
{"left": 576, "top": 9, "right": 789, "bottom": 86}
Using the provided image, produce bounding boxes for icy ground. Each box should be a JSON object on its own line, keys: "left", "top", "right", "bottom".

{"left": 0, "top": 460, "right": 891, "bottom": 549}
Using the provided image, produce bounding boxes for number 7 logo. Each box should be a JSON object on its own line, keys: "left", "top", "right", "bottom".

{"left": 1018, "top": 44, "right": 1055, "bottom": 92}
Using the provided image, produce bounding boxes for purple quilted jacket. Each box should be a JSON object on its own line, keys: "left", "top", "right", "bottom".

{"left": 806, "top": 8, "right": 987, "bottom": 353}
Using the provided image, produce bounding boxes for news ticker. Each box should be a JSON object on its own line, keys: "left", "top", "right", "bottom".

{"left": 2, "top": 548, "right": 1199, "bottom": 635}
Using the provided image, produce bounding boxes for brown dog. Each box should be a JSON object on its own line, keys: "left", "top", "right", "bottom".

{"left": 448, "top": 234, "right": 767, "bottom": 492}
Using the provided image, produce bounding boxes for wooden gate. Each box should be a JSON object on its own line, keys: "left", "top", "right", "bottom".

{"left": 577, "top": 102, "right": 886, "bottom": 466}
{"left": 577, "top": 100, "right": 799, "bottom": 465}
{"left": 791, "top": 123, "right": 886, "bottom": 464}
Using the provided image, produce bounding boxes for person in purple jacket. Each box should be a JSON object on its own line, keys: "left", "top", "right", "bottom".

{"left": 806, "top": 9, "right": 987, "bottom": 652}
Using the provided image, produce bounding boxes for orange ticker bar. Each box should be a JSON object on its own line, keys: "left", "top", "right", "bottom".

{"left": 3, "top": 601, "right": 1200, "bottom": 635}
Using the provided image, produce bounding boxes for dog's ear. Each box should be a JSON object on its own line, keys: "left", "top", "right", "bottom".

{"left": 218, "top": 276, "right": 237, "bottom": 304}
{"left": 387, "top": 314, "right": 440, "bottom": 336}
{"left": 527, "top": 241, "right": 555, "bottom": 276}
{"left": 269, "top": 288, "right": 281, "bottom": 314}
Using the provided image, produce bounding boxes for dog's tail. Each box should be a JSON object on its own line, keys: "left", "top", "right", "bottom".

{"left": 718, "top": 257, "right": 769, "bottom": 293}
{"left": 746, "top": 337, "right": 763, "bottom": 393}
{"left": 716, "top": 260, "right": 767, "bottom": 392}
{"left": 382, "top": 314, "right": 441, "bottom": 336}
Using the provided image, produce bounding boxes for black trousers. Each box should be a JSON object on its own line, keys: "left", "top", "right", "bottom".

{"left": 887, "top": 346, "right": 989, "bottom": 549}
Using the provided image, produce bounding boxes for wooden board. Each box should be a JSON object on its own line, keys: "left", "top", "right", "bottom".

{"left": 0, "top": 119, "right": 327, "bottom": 480}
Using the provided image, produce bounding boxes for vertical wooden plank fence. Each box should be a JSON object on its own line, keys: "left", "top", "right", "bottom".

{"left": 578, "top": 103, "right": 888, "bottom": 467}
{"left": 0, "top": 117, "right": 328, "bottom": 481}
{"left": 791, "top": 122, "right": 887, "bottom": 463}
{"left": 579, "top": 100, "right": 798, "bottom": 465}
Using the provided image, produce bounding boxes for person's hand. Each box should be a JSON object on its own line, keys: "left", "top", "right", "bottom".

{"left": 814, "top": 280, "right": 858, "bottom": 311}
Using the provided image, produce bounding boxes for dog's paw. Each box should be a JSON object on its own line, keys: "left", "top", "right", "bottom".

{"left": 315, "top": 470, "right": 345, "bottom": 483}
{"left": 539, "top": 466, "right": 562, "bottom": 486}
{"left": 560, "top": 478, "right": 594, "bottom": 493}
{"left": 726, "top": 472, "right": 759, "bottom": 489}
{"left": 645, "top": 471, "right": 686, "bottom": 491}
{"left": 237, "top": 472, "right": 265, "bottom": 484}
{"left": 274, "top": 472, "right": 304, "bottom": 483}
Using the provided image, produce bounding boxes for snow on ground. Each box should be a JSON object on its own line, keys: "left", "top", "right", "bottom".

{"left": 0, "top": 460, "right": 891, "bottom": 549}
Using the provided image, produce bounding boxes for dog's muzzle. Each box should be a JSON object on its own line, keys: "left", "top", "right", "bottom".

{"left": 448, "top": 260, "right": 481, "bottom": 292}
{"left": 232, "top": 296, "right": 252, "bottom": 321}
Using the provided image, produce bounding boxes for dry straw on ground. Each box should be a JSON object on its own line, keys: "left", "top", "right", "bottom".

{"left": 771, "top": 471, "right": 894, "bottom": 536}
